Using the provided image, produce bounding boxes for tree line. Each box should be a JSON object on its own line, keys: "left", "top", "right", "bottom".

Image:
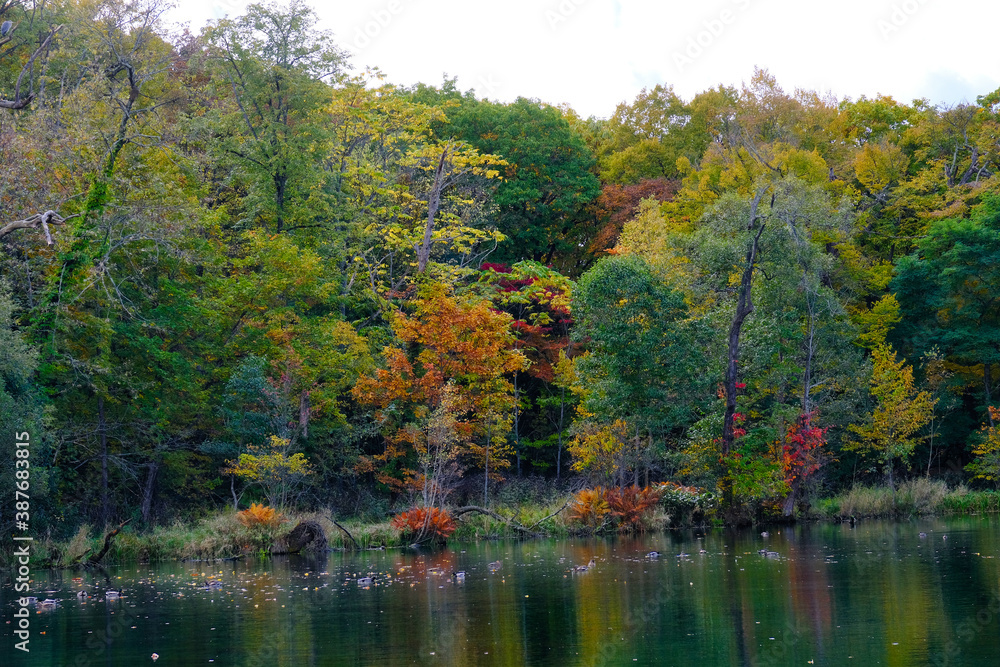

{"left": 2, "top": 0, "right": 999, "bottom": 533}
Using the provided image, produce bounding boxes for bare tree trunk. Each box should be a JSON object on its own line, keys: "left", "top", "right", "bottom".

{"left": 556, "top": 385, "right": 565, "bottom": 481}
{"left": 416, "top": 147, "right": 449, "bottom": 274}
{"left": 299, "top": 390, "right": 309, "bottom": 439}
{"left": 801, "top": 273, "right": 817, "bottom": 416}
{"left": 986, "top": 363, "right": 994, "bottom": 427}
{"left": 514, "top": 373, "right": 521, "bottom": 476}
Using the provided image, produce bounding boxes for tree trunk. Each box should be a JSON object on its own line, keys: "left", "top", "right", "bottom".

{"left": 556, "top": 385, "right": 566, "bottom": 481}
{"left": 416, "top": 147, "right": 449, "bottom": 274}
{"left": 299, "top": 390, "right": 309, "bottom": 439}
{"left": 801, "top": 274, "right": 817, "bottom": 416}
{"left": 514, "top": 372, "right": 521, "bottom": 476}
{"left": 141, "top": 460, "right": 159, "bottom": 524}
{"left": 99, "top": 395, "right": 109, "bottom": 526}
{"left": 721, "top": 189, "right": 769, "bottom": 509}
{"left": 986, "top": 362, "right": 994, "bottom": 427}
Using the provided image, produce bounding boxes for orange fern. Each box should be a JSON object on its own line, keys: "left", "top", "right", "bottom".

{"left": 606, "top": 486, "right": 660, "bottom": 531}
{"left": 391, "top": 507, "right": 457, "bottom": 540}
{"left": 237, "top": 503, "right": 282, "bottom": 528}
{"left": 567, "top": 487, "right": 611, "bottom": 528}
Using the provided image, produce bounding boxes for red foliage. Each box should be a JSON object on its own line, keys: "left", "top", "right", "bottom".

{"left": 391, "top": 507, "right": 457, "bottom": 540}
{"left": 782, "top": 413, "right": 827, "bottom": 486}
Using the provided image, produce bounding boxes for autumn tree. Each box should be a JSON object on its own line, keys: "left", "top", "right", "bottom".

{"left": 476, "top": 261, "right": 575, "bottom": 476}
{"left": 967, "top": 407, "right": 1000, "bottom": 489}
{"left": 352, "top": 285, "right": 526, "bottom": 504}
{"left": 599, "top": 85, "right": 707, "bottom": 185}
{"left": 848, "top": 342, "right": 936, "bottom": 488}
{"left": 224, "top": 435, "right": 314, "bottom": 508}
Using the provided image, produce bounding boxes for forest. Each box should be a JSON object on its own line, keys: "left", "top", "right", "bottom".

{"left": 2, "top": 0, "right": 1000, "bottom": 554}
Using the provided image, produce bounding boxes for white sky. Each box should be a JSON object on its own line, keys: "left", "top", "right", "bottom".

{"left": 169, "top": 0, "right": 1000, "bottom": 119}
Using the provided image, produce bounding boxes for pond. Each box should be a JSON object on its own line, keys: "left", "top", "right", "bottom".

{"left": 5, "top": 516, "right": 1000, "bottom": 666}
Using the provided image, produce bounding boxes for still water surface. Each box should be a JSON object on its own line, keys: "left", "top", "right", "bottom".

{"left": 5, "top": 516, "right": 1000, "bottom": 666}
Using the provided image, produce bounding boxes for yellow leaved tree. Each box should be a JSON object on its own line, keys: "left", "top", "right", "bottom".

{"left": 966, "top": 407, "right": 1000, "bottom": 488}
{"left": 847, "top": 342, "right": 936, "bottom": 488}
{"left": 224, "top": 436, "right": 314, "bottom": 508}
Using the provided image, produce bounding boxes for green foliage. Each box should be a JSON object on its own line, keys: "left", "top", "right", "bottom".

{"left": 201, "top": 0, "right": 350, "bottom": 234}
{"left": 435, "top": 95, "right": 601, "bottom": 266}
{"left": 575, "top": 254, "right": 709, "bottom": 433}
{"left": 8, "top": 3, "right": 1000, "bottom": 538}
{"left": 893, "top": 195, "right": 1000, "bottom": 415}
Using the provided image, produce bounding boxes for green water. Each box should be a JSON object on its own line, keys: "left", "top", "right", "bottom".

{"left": 4, "top": 516, "right": 1000, "bottom": 666}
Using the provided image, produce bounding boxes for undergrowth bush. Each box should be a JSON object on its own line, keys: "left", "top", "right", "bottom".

{"left": 567, "top": 486, "right": 662, "bottom": 532}
{"left": 391, "top": 507, "right": 457, "bottom": 542}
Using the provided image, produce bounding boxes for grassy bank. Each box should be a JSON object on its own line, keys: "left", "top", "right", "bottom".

{"left": 18, "top": 499, "right": 585, "bottom": 567}
{"left": 11, "top": 480, "right": 1000, "bottom": 567}
{"left": 812, "top": 479, "right": 1000, "bottom": 519}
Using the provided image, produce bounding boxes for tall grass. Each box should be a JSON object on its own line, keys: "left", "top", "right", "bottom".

{"left": 817, "top": 479, "right": 1000, "bottom": 518}
{"left": 940, "top": 485, "right": 1000, "bottom": 513}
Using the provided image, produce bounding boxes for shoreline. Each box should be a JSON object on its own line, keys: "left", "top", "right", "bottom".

{"left": 6, "top": 480, "right": 999, "bottom": 568}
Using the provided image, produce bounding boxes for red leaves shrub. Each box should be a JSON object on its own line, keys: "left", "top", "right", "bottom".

{"left": 391, "top": 507, "right": 457, "bottom": 540}
{"left": 782, "top": 413, "right": 827, "bottom": 487}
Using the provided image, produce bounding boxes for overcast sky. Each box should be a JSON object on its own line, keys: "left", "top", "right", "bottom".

{"left": 169, "top": 0, "right": 1000, "bottom": 119}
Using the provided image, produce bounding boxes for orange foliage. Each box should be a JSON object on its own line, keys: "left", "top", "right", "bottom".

{"left": 568, "top": 485, "right": 661, "bottom": 531}
{"left": 568, "top": 487, "right": 610, "bottom": 528}
{"left": 606, "top": 486, "right": 661, "bottom": 531}
{"left": 391, "top": 507, "right": 457, "bottom": 540}
{"left": 236, "top": 503, "right": 283, "bottom": 528}
{"left": 352, "top": 286, "right": 527, "bottom": 491}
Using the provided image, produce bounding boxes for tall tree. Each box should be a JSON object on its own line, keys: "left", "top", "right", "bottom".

{"left": 438, "top": 96, "right": 600, "bottom": 267}
{"left": 202, "top": 0, "right": 348, "bottom": 234}
{"left": 352, "top": 285, "right": 527, "bottom": 500}
{"left": 893, "top": 194, "right": 1000, "bottom": 424}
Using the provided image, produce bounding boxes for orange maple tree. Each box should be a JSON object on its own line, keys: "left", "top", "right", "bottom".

{"left": 352, "top": 284, "right": 527, "bottom": 504}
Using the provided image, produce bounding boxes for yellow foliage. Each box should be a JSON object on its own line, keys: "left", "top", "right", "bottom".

{"left": 854, "top": 141, "right": 909, "bottom": 193}
{"left": 854, "top": 294, "right": 901, "bottom": 350}
{"left": 567, "top": 487, "right": 610, "bottom": 528}
{"left": 568, "top": 420, "right": 629, "bottom": 478}
{"left": 967, "top": 407, "right": 1000, "bottom": 487}
{"left": 224, "top": 436, "right": 314, "bottom": 507}
{"left": 847, "top": 343, "right": 936, "bottom": 476}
